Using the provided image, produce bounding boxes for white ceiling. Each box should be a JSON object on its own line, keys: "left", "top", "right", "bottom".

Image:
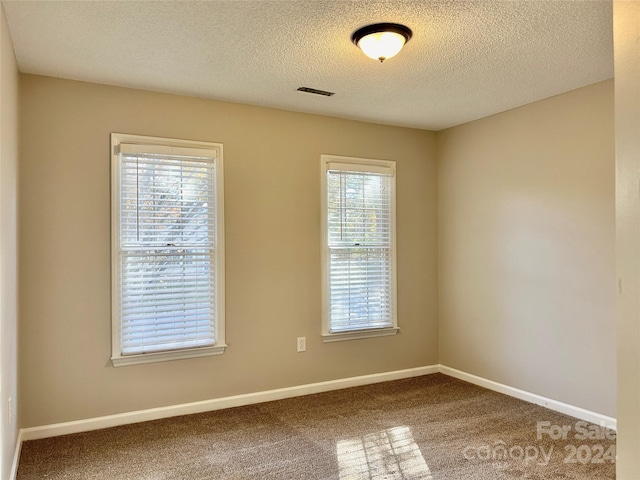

{"left": 2, "top": 0, "right": 613, "bottom": 131}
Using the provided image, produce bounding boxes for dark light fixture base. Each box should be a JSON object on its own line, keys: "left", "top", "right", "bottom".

{"left": 351, "top": 23, "right": 413, "bottom": 47}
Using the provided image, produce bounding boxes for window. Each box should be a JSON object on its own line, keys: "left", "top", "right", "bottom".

{"left": 321, "top": 155, "right": 398, "bottom": 342}
{"left": 111, "top": 134, "right": 225, "bottom": 366}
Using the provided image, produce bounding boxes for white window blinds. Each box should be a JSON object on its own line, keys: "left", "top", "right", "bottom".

{"left": 324, "top": 159, "right": 396, "bottom": 334}
{"left": 112, "top": 135, "right": 224, "bottom": 363}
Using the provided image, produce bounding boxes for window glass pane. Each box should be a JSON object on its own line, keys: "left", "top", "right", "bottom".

{"left": 120, "top": 155, "right": 215, "bottom": 247}
{"left": 120, "top": 249, "right": 215, "bottom": 355}
{"left": 329, "top": 248, "right": 393, "bottom": 332}
{"left": 117, "top": 146, "right": 218, "bottom": 356}
{"left": 326, "top": 164, "right": 395, "bottom": 334}
{"left": 327, "top": 172, "right": 391, "bottom": 247}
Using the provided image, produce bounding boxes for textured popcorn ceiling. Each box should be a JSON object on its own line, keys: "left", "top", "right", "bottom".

{"left": 2, "top": 0, "right": 613, "bottom": 130}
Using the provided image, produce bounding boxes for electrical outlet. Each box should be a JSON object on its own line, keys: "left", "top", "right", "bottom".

{"left": 7, "top": 397, "right": 12, "bottom": 425}
{"left": 297, "top": 337, "right": 306, "bottom": 352}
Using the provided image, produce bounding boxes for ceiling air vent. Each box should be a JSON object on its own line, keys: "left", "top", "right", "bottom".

{"left": 297, "top": 87, "right": 335, "bottom": 97}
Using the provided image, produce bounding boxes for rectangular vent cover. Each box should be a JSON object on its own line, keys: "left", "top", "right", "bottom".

{"left": 297, "top": 87, "right": 335, "bottom": 97}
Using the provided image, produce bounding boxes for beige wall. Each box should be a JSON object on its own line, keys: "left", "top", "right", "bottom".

{"left": 614, "top": 1, "right": 640, "bottom": 477}
{"left": 18, "top": 74, "right": 438, "bottom": 427}
{"left": 437, "top": 80, "right": 616, "bottom": 416}
{"left": 0, "top": 4, "right": 19, "bottom": 478}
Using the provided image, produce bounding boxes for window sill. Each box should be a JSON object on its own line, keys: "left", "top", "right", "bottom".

{"left": 322, "top": 327, "right": 399, "bottom": 343}
{"left": 111, "top": 344, "right": 227, "bottom": 367}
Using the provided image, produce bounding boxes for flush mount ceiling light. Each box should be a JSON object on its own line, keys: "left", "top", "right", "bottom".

{"left": 351, "top": 23, "right": 413, "bottom": 63}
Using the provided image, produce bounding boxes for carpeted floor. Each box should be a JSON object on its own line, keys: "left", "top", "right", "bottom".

{"left": 16, "top": 374, "right": 616, "bottom": 479}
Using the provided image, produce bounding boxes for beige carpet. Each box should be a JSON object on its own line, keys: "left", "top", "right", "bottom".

{"left": 16, "top": 374, "right": 615, "bottom": 479}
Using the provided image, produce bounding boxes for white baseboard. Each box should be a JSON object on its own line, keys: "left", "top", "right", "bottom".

{"left": 10, "top": 430, "right": 23, "bottom": 480}
{"left": 439, "top": 365, "right": 617, "bottom": 430}
{"left": 18, "top": 365, "right": 439, "bottom": 443}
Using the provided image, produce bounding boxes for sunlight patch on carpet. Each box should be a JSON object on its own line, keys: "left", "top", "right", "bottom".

{"left": 336, "top": 426, "right": 433, "bottom": 479}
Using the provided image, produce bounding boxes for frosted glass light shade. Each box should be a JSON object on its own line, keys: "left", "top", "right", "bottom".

{"left": 351, "top": 23, "right": 413, "bottom": 63}
{"left": 357, "top": 31, "right": 407, "bottom": 62}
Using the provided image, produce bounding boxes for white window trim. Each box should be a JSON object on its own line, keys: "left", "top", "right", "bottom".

{"left": 320, "top": 154, "right": 399, "bottom": 343}
{"left": 110, "top": 133, "right": 226, "bottom": 366}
